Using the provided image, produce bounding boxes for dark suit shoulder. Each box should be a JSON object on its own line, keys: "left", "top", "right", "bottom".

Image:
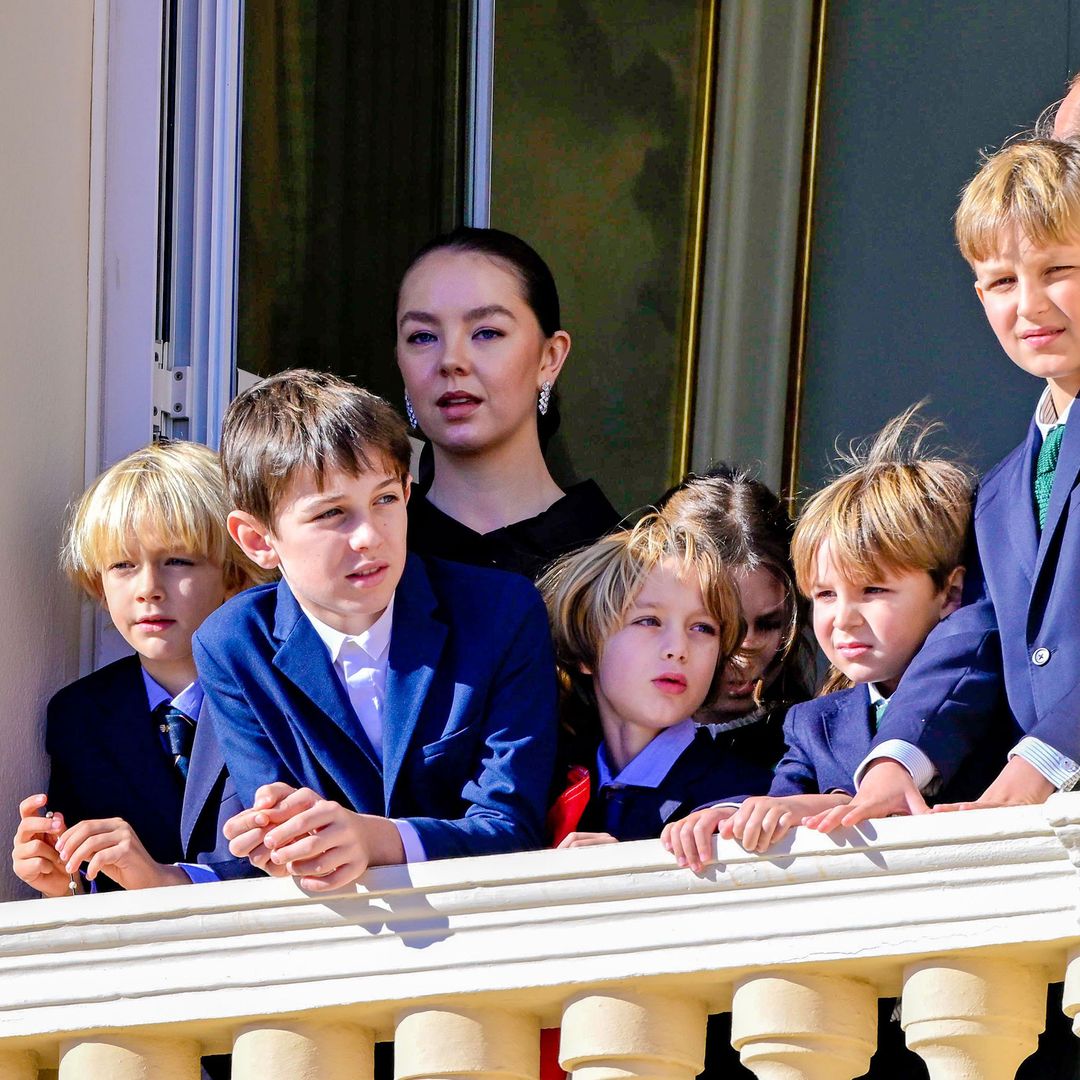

{"left": 46, "top": 654, "right": 145, "bottom": 737}
{"left": 422, "top": 554, "right": 546, "bottom": 619}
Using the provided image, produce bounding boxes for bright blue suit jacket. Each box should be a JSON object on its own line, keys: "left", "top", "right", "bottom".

{"left": 873, "top": 416, "right": 1080, "bottom": 781}
{"left": 45, "top": 655, "right": 247, "bottom": 886}
{"left": 770, "top": 683, "right": 1014, "bottom": 800}
{"left": 193, "top": 554, "right": 558, "bottom": 860}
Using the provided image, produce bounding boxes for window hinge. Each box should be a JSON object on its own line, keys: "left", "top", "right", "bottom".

{"left": 153, "top": 341, "right": 191, "bottom": 438}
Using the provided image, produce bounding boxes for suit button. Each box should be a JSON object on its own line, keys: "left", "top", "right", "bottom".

{"left": 1032, "top": 647, "right": 1051, "bottom": 666}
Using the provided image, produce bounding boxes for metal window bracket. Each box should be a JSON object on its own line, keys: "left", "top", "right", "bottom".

{"left": 153, "top": 340, "right": 192, "bottom": 438}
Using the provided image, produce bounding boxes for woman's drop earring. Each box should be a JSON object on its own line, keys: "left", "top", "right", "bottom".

{"left": 404, "top": 391, "right": 418, "bottom": 429}
{"left": 538, "top": 381, "right": 552, "bottom": 416}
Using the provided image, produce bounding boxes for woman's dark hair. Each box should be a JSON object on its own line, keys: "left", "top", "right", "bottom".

{"left": 398, "top": 226, "right": 562, "bottom": 336}
{"left": 657, "top": 464, "right": 815, "bottom": 716}
{"left": 398, "top": 226, "right": 564, "bottom": 454}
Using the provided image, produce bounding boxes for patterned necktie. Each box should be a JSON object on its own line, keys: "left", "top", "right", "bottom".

{"left": 872, "top": 696, "right": 888, "bottom": 733}
{"left": 153, "top": 701, "right": 195, "bottom": 780}
{"left": 1035, "top": 424, "right": 1065, "bottom": 531}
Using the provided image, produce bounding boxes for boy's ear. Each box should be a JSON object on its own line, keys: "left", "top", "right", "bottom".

{"left": 973, "top": 281, "right": 986, "bottom": 307}
{"left": 403, "top": 474, "right": 412, "bottom": 505}
{"left": 228, "top": 510, "right": 281, "bottom": 571}
{"left": 940, "top": 566, "right": 966, "bottom": 619}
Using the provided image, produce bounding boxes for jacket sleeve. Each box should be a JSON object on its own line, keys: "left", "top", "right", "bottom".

{"left": 871, "top": 551, "right": 1006, "bottom": 785}
{"left": 401, "top": 584, "right": 558, "bottom": 859}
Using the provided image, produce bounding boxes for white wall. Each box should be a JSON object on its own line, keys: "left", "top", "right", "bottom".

{"left": 0, "top": 3, "right": 95, "bottom": 899}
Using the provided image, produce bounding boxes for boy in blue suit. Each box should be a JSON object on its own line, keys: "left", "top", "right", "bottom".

{"left": 813, "top": 139, "right": 1080, "bottom": 831}
{"left": 194, "top": 370, "right": 557, "bottom": 890}
{"left": 664, "top": 409, "right": 1014, "bottom": 862}
{"left": 11, "top": 441, "right": 261, "bottom": 894}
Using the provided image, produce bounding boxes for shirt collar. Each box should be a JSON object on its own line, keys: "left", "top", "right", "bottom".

{"left": 867, "top": 682, "right": 890, "bottom": 707}
{"left": 1035, "top": 384, "right": 1075, "bottom": 438}
{"left": 173, "top": 680, "right": 204, "bottom": 719}
{"left": 303, "top": 596, "right": 395, "bottom": 664}
{"left": 596, "top": 718, "right": 698, "bottom": 789}
{"left": 140, "top": 667, "right": 172, "bottom": 711}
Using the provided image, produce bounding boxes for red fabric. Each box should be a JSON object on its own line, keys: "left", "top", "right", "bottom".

{"left": 546, "top": 765, "right": 591, "bottom": 846}
{"left": 540, "top": 1027, "right": 565, "bottom": 1080}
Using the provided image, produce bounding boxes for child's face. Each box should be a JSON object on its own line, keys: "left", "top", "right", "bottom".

{"left": 237, "top": 463, "right": 409, "bottom": 636}
{"left": 396, "top": 249, "right": 568, "bottom": 456}
{"left": 972, "top": 227, "right": 1080, "bottom": 413}
{"left": 713, "top": 566, "right": 787, "bottom": 716}
{"left": 809, "top": 542, "right": 960, "bottom": 695}
{"left": 590, "top": 562, "right": 722, "bottom": 742}
{"left": 100, "top": 538, "right": 228, "bottom": 690}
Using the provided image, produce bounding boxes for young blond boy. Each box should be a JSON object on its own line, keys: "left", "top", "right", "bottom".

{"left": 663, "top": 409, "right": 1018, "bottom": 863}
{"left": 812, "top": 139, "right": 1080, "bottom": 830}
{"left": 11, "top": 441, "right": 261, "bottom": 894}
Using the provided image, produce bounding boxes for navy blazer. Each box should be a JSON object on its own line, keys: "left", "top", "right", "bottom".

{"left": 772, "top": 683, "right": 1016, "bottom": 801}
{"left": 873, "top": 415, "right": 1080, "bottom": 781}
{"left": 580, "top": 727, "right": 776, "bottom": 842}
{"left": 45, "top": 655, "right": 246, "bottom": 887}
{"left": 193, "top": 554, "right": 558, "bottom": 860}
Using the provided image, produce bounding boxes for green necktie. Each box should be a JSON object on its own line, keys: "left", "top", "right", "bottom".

{"left": 1035, "top": 424, "right": 1066, "bottom": 531}
{"left": 872, "top": 696, "right": 888, "bottom": 732}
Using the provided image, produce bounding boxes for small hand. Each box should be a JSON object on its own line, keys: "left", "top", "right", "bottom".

{"left": 556, "top": 831, "right": 619, "bottom": 849}
{"left": 224, "top": 782, "right": 303, "bottom": 873}
{"left": 56, "top": 817, "right": 188, "bottom": 890}
{"left": 11, "top": 794, "right": 70, "bottom": 897}
{"left": 804, "top": 759, "right": 928, "bottom": 832}
{"left": 661, "top": 806, "right": 735, "bottom": 871}
{"left": 931, "top": 755, "right": 1054, "bottom": 812}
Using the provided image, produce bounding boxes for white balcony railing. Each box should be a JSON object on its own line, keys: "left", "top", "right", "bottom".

{"left": 4, "top": 796, "right": 1080, "bottom": 1079}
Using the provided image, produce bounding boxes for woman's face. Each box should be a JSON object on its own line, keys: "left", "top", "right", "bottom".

{"left": 713, "top": 566, "right": 789, "bottom": 716}
{"left": 396, "top": 249, "right": 569, "bottom": 457}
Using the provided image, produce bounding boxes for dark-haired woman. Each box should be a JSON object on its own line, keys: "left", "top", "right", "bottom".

{"left": 396, "top": 227, "right": 620, "bottom": 579}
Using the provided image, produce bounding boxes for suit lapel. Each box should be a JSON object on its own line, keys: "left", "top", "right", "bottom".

{"left": 180, "top": 698, "right": 223, "bottom": 851}
{"left": 1034, "top": 413, "right": 1080, "bottom": 583}
{"left": 999, "top": 423, "right": 1040, "bottom": 579}
{"left": 95, "top": 657, "right": 183, "bottom": 845}
{"left": 381, "top": 556, "right": 448, "bottom": 813}
{"left": 271, "top": 579, "right": 382, "bottom": 775}
{"left": 823, "top": 685, "right": 873, "bottom": 780}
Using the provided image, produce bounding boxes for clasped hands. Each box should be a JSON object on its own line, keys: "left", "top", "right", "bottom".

{"left": 223, "top": 783, "right": 404, "bottom": 892}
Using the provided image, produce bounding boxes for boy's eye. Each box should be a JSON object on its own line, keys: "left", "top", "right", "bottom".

{"left": 813, "top": 589, "right": 835, "bottom": 601}
{"left": 107, "top": 561, "right": 133, "bottom": 572}
{"left": 375, "top": 492, "right": 400, "bottom": 506}
{"left": 164, "top": 556, "right": 195, "bottom": 567}
{"left": 987, "top": 276, "right": 1015, "bottom": 290}
{"left": 314, "top": 507, "right": 343, "bottom": 521}
{"left": 405, "top": 330, "right": 436, "bottom": 345}
{"left": 473, "top": 327, "right": 503, "bottom": 341}
{"left": 633, "top": 615, "right": 661, "bottom": 628}
{"left": 862, "top": 586, "right": 887, "bottom": 595}
{"left": 691, "top": 621, "right": 718, "bottom": 636}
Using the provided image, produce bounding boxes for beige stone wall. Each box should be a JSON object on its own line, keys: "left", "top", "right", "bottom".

{"left": 0, "top": 3, "right": 94, "bottom": 900}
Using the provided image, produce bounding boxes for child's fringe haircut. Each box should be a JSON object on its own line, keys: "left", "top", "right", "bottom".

{"left": 955, "top": 138, "right": 1080, "bottom": 264}
{"left": 792, "top": 404, "right": 973, "bottom": 599}
{"left": 62, "top": 440, "right": 265, "bottom": 600}
{"left": 538, "top": 513, "right": 744, "bottom": 706}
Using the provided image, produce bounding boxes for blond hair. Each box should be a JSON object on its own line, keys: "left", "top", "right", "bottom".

{"left": 62, "top": 440, "right": 264, "bottom": 600}
{"left": 538, "top": 513, "right": 744, "bottom": 707}
{"left": 955, "top": 138, "right": 1080, "bottom": 263}
{"left": 220, "top": 369, "right": 411, "bottom": 526}
{"left": 793, "top": 406, "right": 972, "bottom": 596}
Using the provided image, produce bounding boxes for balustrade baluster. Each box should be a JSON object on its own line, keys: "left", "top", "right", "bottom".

{"left": 232, "top": 1020, "right": 373, "bottom": 1080}
{"left": 395, "top": 1006, "right": 538, "bottom": 1080}
{"left": 0, "top": 1050, "right": 36, "bottom": 1080}
{"left": 58, "top": 1035, "right": 199, "bottom": 1080}
{"left": 730, "top": 972, "right": 877, "bottom": 1080}
{"left": 902, "top": 957, "right": 1047, "bottom": 1080}
{"left": 559, "top": 990, "right": 707, "bottom": 1080}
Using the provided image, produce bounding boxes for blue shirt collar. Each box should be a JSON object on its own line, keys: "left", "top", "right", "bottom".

{"left": 596, "top": 717, "right": 697, "bottom": 789}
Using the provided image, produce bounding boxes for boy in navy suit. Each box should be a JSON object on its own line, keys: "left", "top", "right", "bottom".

{"left": 664, "top": 408, "right": 1014, "bottom": 863}
{"left": 11, "top": 441, "right": 262, "bottom": 894}
{"left": 539, "top": 514, "right": 774, "bottom": 847}
{"left": 812, "top": 139, "right": 1080, "bottom": 831}
{"left": 195, "top": 370, "right": 557, "bottom": 890}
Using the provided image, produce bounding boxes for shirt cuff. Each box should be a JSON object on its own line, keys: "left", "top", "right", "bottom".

{"left": 1010, "top": 737, "right": 1080, "bottom": 791}
{"left": 854, "top": 740, "right": 937, "bottom": 792}
{"left": 175, "top": 862, "right": 221, "bottom": 884}
{"left": 393, "top": 820, "right": 428, "bottom": 863}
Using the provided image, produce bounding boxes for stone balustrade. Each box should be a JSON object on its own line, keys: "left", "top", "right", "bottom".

{"left": 4, "top": 796, "right": 1080, "bottom": 1079}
